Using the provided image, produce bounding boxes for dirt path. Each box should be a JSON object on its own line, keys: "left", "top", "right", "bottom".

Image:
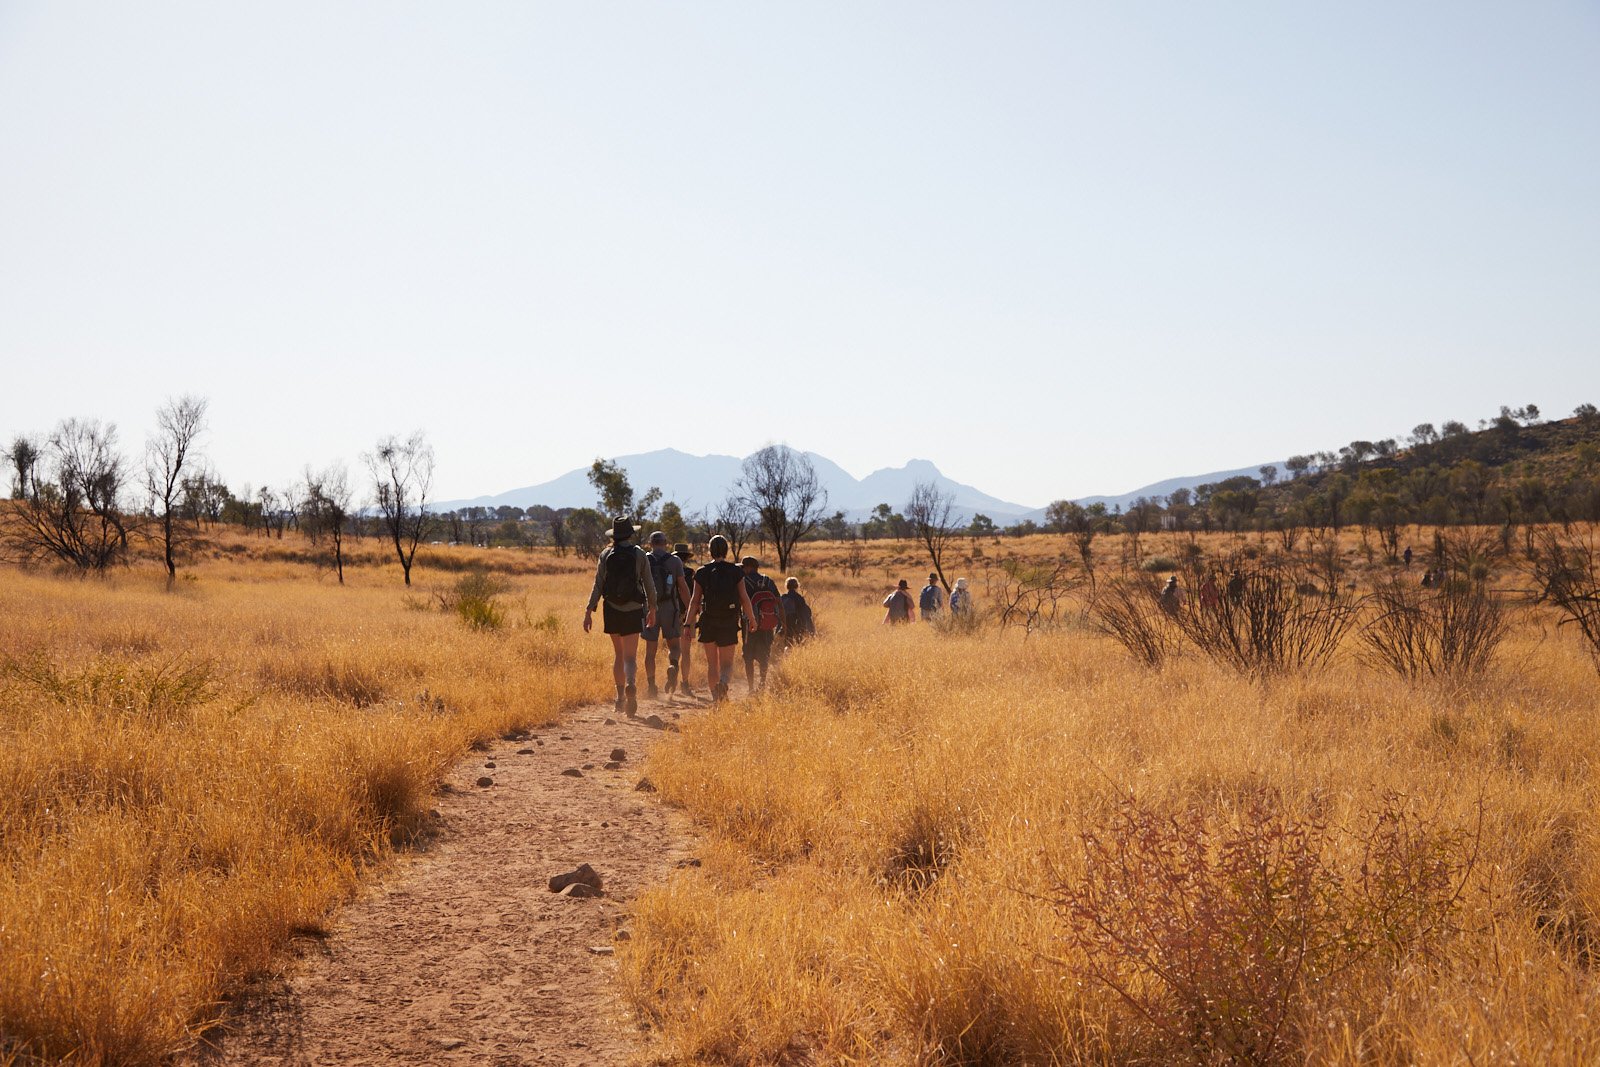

{"left": 199, "top": 687, "right": 709, "bottom": 1066}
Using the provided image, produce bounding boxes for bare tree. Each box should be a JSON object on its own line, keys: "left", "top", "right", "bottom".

{"left": 144, "top": 395, "right": 208, "bottom": 587}
{"left": 5, "top": 435, "right": 39, "bottom": 499}
{"left": 1, "top": 419, "right": 131, "bottom": 571}
{"left": 735, "top": 445, "right": 827, "bottom": 572}
{"left": 906, "top": 480, "right": 959, "bottom": 591}
{"left": 364, "top": 431, "right": 435, "bottom": 586}
{"left": 714, "top": 494, "right": 756, "bottom": 561}
{"left": 304, "top": 463, "right": 354, "bottom": 584}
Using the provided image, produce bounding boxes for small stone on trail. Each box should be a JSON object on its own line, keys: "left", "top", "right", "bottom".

{"left": 676, "top": 857, "right": 702, "bottom": 869}
{"left": 438, "top": 1036, "right": 466, "bottom": 1050}
{"left": 634, "top": 778, "right": 656, "bottom": 792}
{"left": 587, "top": 945, "right": 615, "bottom": 956}
{"left": 560, "top": 882, "right": 604, "bottom": 899}
{"left": 560, "top": 768, "right": 584, "bottom": 778}
{"left": 517, "top": 748, "right": 535, "bottom": 755}
{"left": 483, "top": 761, "right": 495, "bottom": 769}
{"left": 549, "top": 863, "right": 604, "bottom": 893}
{"left": 615, "top": 929, "right": 632, "bottom": 941}
{"left": 604, "top": 718, "right": 617, "bottom": 726}
{"left": 559, "top": 734, "right": 573, "bottom": 741}
{"left": 604, "top": 761, "right": 622, "bottom": 770}
{"left": 643, "top": 714, "right": 666, "bottom": 729}
{"left": 475, "top": 776, "right": 494, "bottom": 788}
{"left": 610, "top": 747, "right": 626, "bottom": 762}
{"left": 536, "top": 739, "right": 544, "bottom": 746}
{"left": 582, "top": 763, "right": 596, "bottom": 771}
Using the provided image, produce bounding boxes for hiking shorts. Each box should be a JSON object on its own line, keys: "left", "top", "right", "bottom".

{"left": 742, "top": 629, "right": 775, "bottom": 664}
{"left": 643, "top": 605, "right": 682, "bottom": 642}
{"left": 697, "top": 615, "right": 740, "bottom": 648}
{"left": 602, "top": 603, "right": 644, "bottom": 636}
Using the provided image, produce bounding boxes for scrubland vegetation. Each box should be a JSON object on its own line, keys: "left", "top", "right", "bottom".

{"left": 0, "top": 538, "right": 607, "bottom": 1065}
{"left": 6, "top": 514, "right": 1600, "bottom": 1065}
{"left": 624, "top": 529, "right": 1600, "bottom": 1065}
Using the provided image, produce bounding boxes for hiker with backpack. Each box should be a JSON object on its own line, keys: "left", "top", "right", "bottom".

{"left": 642, "top": 531, "right": 691, "bottom": 698}
{"left": 948, "top": 577, "right": 972, "bottom": 617}
{"left": 673, "top": 542, "right": 697, "bottom": 697}
{"left": 683, "top": 534, "right": 756, "bottom": 703}
{"left": 739, "top": 556, "right": 783, "bottom": 690}
{"left": 883, "top": 579, "right": 915, "bottom": 624}
{"left": 780, "top": 576, "right": 815, "bottom": 646}
{"left": 919, "top": 572, "right": 944, "bottom": 621}
{"left": 583, "top": 517, "right": 659, "bottom": 716}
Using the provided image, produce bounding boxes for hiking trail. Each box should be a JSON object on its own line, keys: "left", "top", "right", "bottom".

{"left": 198, "top": 689, "right": 711, "bottom": 1066}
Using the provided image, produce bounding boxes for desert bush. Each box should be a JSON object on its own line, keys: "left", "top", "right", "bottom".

{"left": 986, "top": 558, "right": 1082, "bottom": 633}
{"left": 436, "top": 571, "right": 508, "bottom": 630}
{"left": 1140, "top": 555, "right": 1179, "bottom": 573}
{"left": 1527, "top": 527, "right": 1600, "bottom": 670}
{"left": 1055, "top": 789, "right": 1478, "bottom": 1065}
{"left": 1176, "top": 563, "right": 1360, "bottom": 676}
{"left": 1361, "top": 575, "right": 1508, "bottom": 677}
{"left": 1091, "top": 576, "right": 1176, "bottom": 667}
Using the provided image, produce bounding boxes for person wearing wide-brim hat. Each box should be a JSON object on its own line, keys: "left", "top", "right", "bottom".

{"left": 584, "top": 517, "right": 658, "bottom": 715}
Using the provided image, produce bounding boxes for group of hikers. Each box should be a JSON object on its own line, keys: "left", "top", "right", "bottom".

{"left": 584, "top": 517, "right": 978, "bottom": 710}
{"left": 880, "top": 572, "right": 973, "bottom": 624}
{"left": 583, "top": 518, "right": 816, "bottom": 712}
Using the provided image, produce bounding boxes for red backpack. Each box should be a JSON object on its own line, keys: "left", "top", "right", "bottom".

{"left": 747, "top": 577, "right": 781, "bottom": 632}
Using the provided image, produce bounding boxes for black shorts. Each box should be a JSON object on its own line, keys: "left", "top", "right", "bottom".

{"left": 697, "top": 616, "right": 740, "bottom": 647}
{"left": 603, "top": 603, "right": 644, "bottom": 636}
{"left": 742, "top": 629, "right": 775, "bottom": 663}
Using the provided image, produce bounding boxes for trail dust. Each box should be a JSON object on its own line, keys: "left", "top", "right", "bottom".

{"left": 196, "top": 686, "right": 713, "bottom": 1065}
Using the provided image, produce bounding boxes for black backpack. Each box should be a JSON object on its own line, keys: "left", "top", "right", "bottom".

{"left": 697, "top": 560, "right": 742, "bottom": 621}
{"left": 647, "top": 551, "right": 674, "bottom": 605}
{"left": 602, "top": 545, "right": 644, "bottom": 605}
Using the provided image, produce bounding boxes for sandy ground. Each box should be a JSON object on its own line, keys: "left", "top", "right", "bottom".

{"left": 196, "top": 685, "right": 709, "bottom": 1066}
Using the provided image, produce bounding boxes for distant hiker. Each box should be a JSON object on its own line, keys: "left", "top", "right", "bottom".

{"left": 683, "top": 534, "right": 756, "bottom": 703}
{"left": 1226, "top": 570, "right": 1246, "bottom": 602}
{"left": 583, "top": 517, "right": 658, "bottom": 716}
{"left": 949, "top": 577, "right": 972, "bottom": 617}
{"left": 1198, "top": 575, "right": 1221, "bottom": 610}
{"left": 780, "top": 577, "right": 815, "bottom": 646}
{"left": 1403, "top": 545, "right": 1414, "bottom": 569}
{"left": 674, "top": 543, "right": 697, "bottom": 696}
{"left": 883, "top": 579, "right": 915, "bottom": 624}
{"left": 740, "top": 556, "right": 783, "bottom": 690}
{"left": 1421, "top": 569, "right": 1434, "bottom": 589}
{"left": 642, "top": 531, "right": 690, "bottom": 698}
{"left": 1158, "top": 575, "right": 1182, "bottom": 615}
{"left": 919, "top": 572, "right": 944, "bottom": 621}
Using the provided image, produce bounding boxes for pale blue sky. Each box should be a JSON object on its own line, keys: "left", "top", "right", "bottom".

{"left": 1, "top": 2, "right": 1595, "bottom": 508}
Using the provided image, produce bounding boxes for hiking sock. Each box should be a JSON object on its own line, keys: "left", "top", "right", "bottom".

{"left": 622, "top": 659, "right": 637, "bottom": 686}
{"left": 614, "top": 686, "right": 625, "bottom": 712}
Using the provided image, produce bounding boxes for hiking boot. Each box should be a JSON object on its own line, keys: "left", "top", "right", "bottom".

{"left": 665, "top": 665, "right": 678, "bottom": 693}
{"left": 614, "top": 689, "right": 626, "bottom": 714}
{"left": 714, "top": 682, "right": 730, "bottom": 703}
{"left": 645, "top": 682, "right": 658, "bottom": 700}
{"left": 624, "top": 685, "right": 638, "bottom": 716}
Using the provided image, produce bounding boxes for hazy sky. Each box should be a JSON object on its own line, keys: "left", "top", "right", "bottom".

{"left": 2, "top": 2, "right": 1596, "bottom": 508}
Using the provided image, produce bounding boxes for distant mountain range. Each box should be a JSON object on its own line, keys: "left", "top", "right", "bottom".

{"left": 434, "top": 448, "right": 1283, "bottom": 524}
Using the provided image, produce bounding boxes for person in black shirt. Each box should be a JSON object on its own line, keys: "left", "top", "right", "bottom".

{"left": 683, "top": 534, "right": 755, "bottom": 703}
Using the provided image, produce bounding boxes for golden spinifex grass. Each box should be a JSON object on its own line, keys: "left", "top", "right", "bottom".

{"left": 623, "top": 577, "right": 1600, "bottom": 1064}
{"left": 0, "top": 547, "right": 608, "bottom": 1065}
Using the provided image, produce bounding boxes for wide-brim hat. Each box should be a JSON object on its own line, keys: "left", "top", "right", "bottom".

{"left": 740, "top": 555, "right": 760, "bottom": 568}
{"left": 673, "top": 542, "right": 691, "bottom": 558}
{"left": 612, "top": 516, "right": 635, "bottom": 542}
